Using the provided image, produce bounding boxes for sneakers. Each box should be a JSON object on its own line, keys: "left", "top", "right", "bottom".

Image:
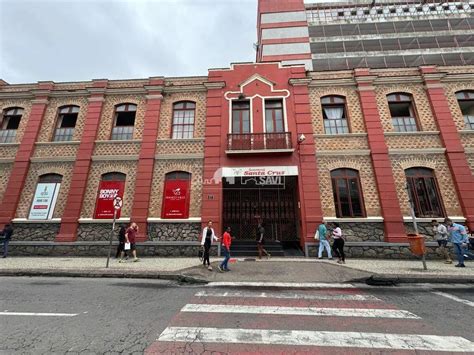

{"left": 455, "top": 264, "right": 466, "bottom": 267}
{"left": 267, "top": 253, "right": 271, "bottom": 260}
{"left": 318, "top": 257, "right": 322, "bottom": 259}
{"left": 133, "top": 258, "right": 140, "bottom": 262}
{"left": 217, "top": 265, "right": 223, "bottom": 273}
{"left": 224, "top": 268, "right": 231, "bottom": 272}
{"left": 445, "top": 260, "right": 453, "bottom": 264}
{"left": 208, "top": 265, "right": 213, "bottom": 271}
{"left": 118, "top": 259, "right": 125, "bottom": 263}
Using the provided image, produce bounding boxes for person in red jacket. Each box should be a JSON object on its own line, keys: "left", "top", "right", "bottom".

{"left": 218, "top": 227, "right": 232, "bottom": 272}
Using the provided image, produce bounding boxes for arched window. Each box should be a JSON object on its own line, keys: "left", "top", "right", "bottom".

{"left": 28, "top": 173, "right": 63, "bottom": 220}
{"left": 321, "top": 96, "right": 349, "bottom": 134}
{"left": 94, "top": 172, "right": 126, "bottom": 219}
{"left": 111, "top": 103, "right": 136, "bottom": 140}
{"left": 162, "top": 171, "right": 191, "bottom": 219}
{"left": 387, "top": 93, "right": 418, "bottom": 132}
{"left": 405, "top": 167, "right": 445, "bottom": 218}
{"left": 53, "top": 105, "right": 79, "bottom": 141}
{"left": 172, "top": 101, "right": 195, "bottom": 139}
{"left": 455, "top": 91, "right": 474, "bottom": 130}
{"left": 0, "top": 107, "right": 24, "bottom": 143}
{"left": 331, "top": 168, "right": 366, "bottom": 218}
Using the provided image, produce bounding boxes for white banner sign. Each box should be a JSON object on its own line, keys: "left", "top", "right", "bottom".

{"left": 221, "top": 166, "right": 298, "bottom": 177}
{"left": 28, "top": 183, "right": 61, "bottom": 220}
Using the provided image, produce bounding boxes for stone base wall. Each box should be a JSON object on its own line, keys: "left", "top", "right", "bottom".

{"left": 6, "top": 242, "right": 218, "bottom": 257}
{"left": 147, "top": 223, "right": 201, "bottom": 241}
{"left": 334, "top": 222, "right": 384, "bottom": 242}
{"left": 77, "top": 223, "right": 117, "bottom": 241}
{"left": 10, "top": 223, "right": 59, "bottom": 241}
{"left": 404, "top": 222, "right": 437, "bottom": 241}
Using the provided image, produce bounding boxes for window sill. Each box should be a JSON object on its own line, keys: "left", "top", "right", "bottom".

{"left": 35, "top": 141, "right": 80, "bottom": 145}
{"left": 0, "top": 142, "right": 20, "bottom": 146}
{"left": 147, "top": 218, "right": 201, "bottom": 223}
{"left": 403, "top": 216, "right": 465, "bottom": 223}
{"left": 384, "top": 131, "right": 439, "bottom": 136}
{"left": 78, "top": 218, "right": 131, "bottom": 223}
{"left": 323, "top": 217, "right": 384, "bottom": 223}
{"left": 95, "top": 139, "right": 141, "bottom": 144}
{"left": 314, "top": 133, "right": 367, "bottom": 138}
{"left": 12, "top": 218, "right": 61, "bottom": 224}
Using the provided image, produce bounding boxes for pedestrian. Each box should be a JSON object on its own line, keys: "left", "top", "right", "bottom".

{"left": 218, "top": 227, "right": 232, "bottom": 272}
{"left": 0, "top": 223, "right": 13, "bottom": 258}
{"left": 445, "top": 218, "right": 474, "bottom": 267}
{"left": 119, "top": 222, "right": 139, "bottom": 263}
{"left": 316, "top": 221, "right": 332, "bottom": 260}
{"left": 331, "top": 222, "right": 345, "bottom": 264}
{"left": 201, "top": 220, "right": 218, "bottom": 271}
{"left": 431, "top": 219, "right": 452, "bottom": 264}
{"left": 115, "top": 225, "right": 128, "bottom": 259}
{"left": 256, "top": 222, "right": 271, "bottom": 260}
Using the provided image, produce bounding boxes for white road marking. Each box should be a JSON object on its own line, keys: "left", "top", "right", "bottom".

{"left": 206, "top": 282, "right": 355, "bottom": 288}
{"left": 181, "top": 304, "right": 420, "bottom": 319}
{"left": 195, "top": 290, "right": 381, "bottom": 301}
{"left": 0, "top": 311, "right": 78, "bottom": 317}
{"left": 432, "top": 291, "right": 474, "bottom": 307}
{"left": 158, "top": 327, "right": 474, "bottom": 352}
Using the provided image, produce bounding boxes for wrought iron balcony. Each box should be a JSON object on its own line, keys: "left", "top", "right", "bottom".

{"left": 227, "top": 132, "right": 293, "bottom": 154}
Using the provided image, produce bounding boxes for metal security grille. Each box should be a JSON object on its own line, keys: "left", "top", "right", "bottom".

{"left": 222, "top": 177, "right": 298, "bottom": 242}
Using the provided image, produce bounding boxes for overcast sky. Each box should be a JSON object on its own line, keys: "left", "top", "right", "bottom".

{"left": 0, "top": 0, "right": 257, "bottom": 84}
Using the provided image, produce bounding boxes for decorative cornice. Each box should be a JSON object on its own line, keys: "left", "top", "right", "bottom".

{"left": 30, "top": 156, "right": 76, "bottom": 163}
{"left": 91, "top": 155, "right": 139, "bottom": 161}
{"left": 289, "top": 78, "right": 312, "bottom": 87}
{"left": 35, "top": 141, "right": 80, "bottom": 146}
{"left": 374, "top": 76, "right": 423, "bottom": 85}
{"left": 94, "top": 139, "right": 141, "bottom": 144}
{"left": 49, "top": 90, "right": 90, "bottom": 98}
{"left": 309, "top": 78, "right": 356, "bottom": 88}
{"left": 155, "top": 154, "right": 204, "bottom": 160}
{"left": 0, "top": 92, "right": 34, "bottom": 100}
{"left": 105, "top": 87, "right": 148, "bottom": 95}
{"left": 441, "top": 73, "right": 474, "bottom": 83}
{"left": 88, "top": 97, "right": 105, "bottom": 102}
{"left": 163, "top": 84, "right": 208, "bottom": 93}
{"left": 204, "top": 81, "right": 226, "bottom": 90}
{"left": 145, "top": 94, "right": 163, "bottom": 100}
{"left": 31, "top": 99, "right": 49, "bottom": 105}
{"left": 0, "top": 158, "right": 15, "bottom": 163}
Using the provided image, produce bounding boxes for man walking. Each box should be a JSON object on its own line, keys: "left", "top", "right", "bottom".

{"left": 445, "top": 218, "right": 474, "bottom": 267}
{"left": 256, "top": 222, "right": 270, "bottom": 260}
{"left": 0, "top": 223, "right": 13, "bottom": 258}
{"left": 432, "top": 220, "right": 452, "bottom": 264}
{"left": 218, "top": 227, "right": 232, "bottom": 272}
{"left": 316, "top": 221, "right": 332, "bottom": 260}
{"left": 119, "top": 222, "right": 139, "bottom": 262}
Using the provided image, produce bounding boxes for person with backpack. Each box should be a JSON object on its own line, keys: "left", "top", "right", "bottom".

{"left": 0, "top": 223, "right": 13, "bottom": 258}
{"left": 315, "top": 221, "right": 332, "bottom": 259}
{"left": 218, "top": 227, "right": 232, "bottom": 272}
{"left": 331, "top": 222, "right": 345, "bottom": 264}
{"left": 256, "top": 222, "right": 271, "bottom": 260}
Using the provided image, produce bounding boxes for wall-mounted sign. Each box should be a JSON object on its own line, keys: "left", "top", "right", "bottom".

{"left": 162, "top": 179, "right": 190, "bottom": 219}
{"left": 94, "top": 181, "right": 125, "bottom": 219}
{"left": 221, "top": 166, "right": 298, "bottom": 177}
{"left": 28, "top": 183, "right": 61, "bottom": 220}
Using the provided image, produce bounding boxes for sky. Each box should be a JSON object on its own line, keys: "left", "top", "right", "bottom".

{"left": 0, "top": 0, "right": 258, "bottom": 84}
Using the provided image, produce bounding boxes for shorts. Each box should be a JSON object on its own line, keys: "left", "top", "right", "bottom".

{"left": 130, "top": 242, "right": 136, "bottom": 251}
{"left": 437, "top": 240, "right": 448, "bottom": 247}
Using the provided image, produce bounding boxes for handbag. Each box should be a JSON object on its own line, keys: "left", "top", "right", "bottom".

{"left": 314, "top": 230, "right": 320, "bottom": 241}
{"left": 124, "top": 242, "right": 131, "bottom": 250}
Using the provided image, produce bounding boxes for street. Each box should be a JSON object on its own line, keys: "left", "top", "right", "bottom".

{"left": 1, "top": 277, "right": 473, "bottom": 354}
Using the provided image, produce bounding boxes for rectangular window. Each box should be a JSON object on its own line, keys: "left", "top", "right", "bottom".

{"left": 0, "top": 108, "right": 23, "bottom": 143}
{"left": 53, "top": 106, "right": 78, "bottom": 142}
{"left": 265, "top": 99, "right": 284, "bottom": 133}
{"left": 322, "top": 96, "right": 349, "bottom": 134}
{"left": 231, "top": 101, "right": 250, "bottom": 134}
{"left": 388, "top": 95, "right": 418, "bottom": 132}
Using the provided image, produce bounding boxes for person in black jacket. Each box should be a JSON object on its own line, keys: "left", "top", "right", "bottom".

{"left": 115, "top": 225, "right": 128, "bottom": 259}
{"left": 256, "top": 222, "right": 271, "bottom": 260}
{"left": 1, "top": 223, "right": 13, "bottom": 258}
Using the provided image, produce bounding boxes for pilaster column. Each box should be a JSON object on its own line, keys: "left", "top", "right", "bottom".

{"left": 130, "top": 78, "right": 164, "bottom": 242}
{"left": 56, "top": 80, "right": 108, "bottom": 241}
{"left": 420, "top": 66, "right": 474, "bottom": 230}
{"left": 0, "top": 82, "right": 53, "bottom": 225}
{"left": 354, "top": 69, "right": 406, "bottom": 242}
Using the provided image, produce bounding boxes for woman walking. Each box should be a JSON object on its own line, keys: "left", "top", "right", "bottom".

{"left": 201, "top": 220, "right": 218, "bottom": 271}
{"left": 218, "top": 227, "right": 232, "bottom": 272}
{"left": 256, "top": 222, "right": 271, "bottom": 260}
{"left": 332, "top": 222, "right": 345, "bottom": 264}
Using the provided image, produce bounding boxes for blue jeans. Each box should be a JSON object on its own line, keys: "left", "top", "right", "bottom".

{"left": 220, "top": 247, "right": 230, "bottom": 270}
{"left": 453, "top": 243, "right": 474, "bottom": 265}
{"left": 318, "top": 240, "right": 332, "bottom": 258}
{"left": 2, "top": 239, "right": 9, "bottom": 257}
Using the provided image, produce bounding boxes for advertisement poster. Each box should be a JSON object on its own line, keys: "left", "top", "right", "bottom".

{"left": 28, "top": 183, "right": 61, "bottom": 220}
{"left": 162, "top": 180, "right": 190, "bottom": 219}
{"left": 94, "top": 181, "right": 125, "bottom": 219}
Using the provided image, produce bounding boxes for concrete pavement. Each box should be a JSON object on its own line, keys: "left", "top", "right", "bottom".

{"left": 1, "top": 256, "right": 473, "bottom": 284}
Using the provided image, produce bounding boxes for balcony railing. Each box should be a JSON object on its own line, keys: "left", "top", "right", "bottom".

{"left": 227, "top": 132, "right": 292, "bottom": 152}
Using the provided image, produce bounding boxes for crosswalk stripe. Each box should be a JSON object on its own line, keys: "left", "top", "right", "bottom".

{"left": 0, "top": 311, "right": 78, "bottom": 317}
{"left": 181, "top": 303, "right": 420, "bottom": 319}
{"left": 157, "top": 327, "right": 474, "bottom": 352}
{"left": 432, "top": 291, "right": 474, "bottom": 307}
{"left": 206, "top": 282, "right": 355, "bottom": 288}
{"left": 195, "top": 290, "right": 381, "bottom": 301}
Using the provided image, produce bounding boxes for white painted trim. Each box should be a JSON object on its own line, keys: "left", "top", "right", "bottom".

{"left": 78, "top": 218, "right": 130, "bottom": 223}
{"left": 94, "top": 139, "right": 141, "bottom": 144}
{"left": 0, "top": 311, "right": 78, "bottom": 317}
{"left": 194, "top": 290, "right": 381, "bottom": 301}
{"left": 388, "top": 148, "right": 446, "bottom": 155}
{"left": 384, "top": 131, "right": 440, "bottom": 136}
{"left": 158, "top": 327, "right": 474, "bottom": 352}
{"left": 206, "top": 282, "right": 354, "bottom": 288}
{"left": 403, "top": 216, "right": 466, "bottom": 223}
{"left": 12, "top": 218, "right": 61, "bottom": 224}
{"left": 323, "top": 217, "right": 384, "bottom": 223}
{"left": 147, "top": 217, "right": 201, "bottom": 223}
{"left": 314, "top": 133, "right": 367, "bottom": 138}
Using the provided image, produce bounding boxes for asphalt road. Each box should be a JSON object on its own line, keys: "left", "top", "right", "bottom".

{"left": 1, "top": 277, "right": 473, "bottom": 354}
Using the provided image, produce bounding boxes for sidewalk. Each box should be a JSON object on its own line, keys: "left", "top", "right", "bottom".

{"left": 0, "top": 256, "right": 473, "bottom": 284}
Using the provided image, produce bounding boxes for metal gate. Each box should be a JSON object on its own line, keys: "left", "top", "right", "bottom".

{"left": 222, "top": 177, "right": 298, "bottom": 241}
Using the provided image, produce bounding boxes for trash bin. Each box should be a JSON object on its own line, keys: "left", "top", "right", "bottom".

{"left": 407, "top": 233, "right": 425, "bottom": 256}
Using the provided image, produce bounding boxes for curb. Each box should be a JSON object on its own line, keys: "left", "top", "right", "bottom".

{"left": 363, "top": 274, "right": 474, "bottom": 285}
{"left": 0, "top": 269, "right": 208, "bottom": 284}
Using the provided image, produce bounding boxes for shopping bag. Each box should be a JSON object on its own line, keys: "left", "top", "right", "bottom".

{"left": 314, "top": 230, "right": 320, "bottom": 241}
{"left": 124, "top": 242, "right": 131, "bottom": 250}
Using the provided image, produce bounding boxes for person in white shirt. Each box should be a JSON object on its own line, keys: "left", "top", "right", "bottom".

{"left": 432, "top": 220, "right": 452, "bottom": 264}
{"left": 201, "top": 220, "right": 219, "bottom": 271}
{"left": 331, "top": 223, "right": 345, "bottom": 264}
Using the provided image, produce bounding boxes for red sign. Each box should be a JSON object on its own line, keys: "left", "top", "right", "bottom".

{"left": 162, "top": 180, "right": 190, "bottom": 219}
{"left": 94, "top": 181, "right": 125, "bottom": 219}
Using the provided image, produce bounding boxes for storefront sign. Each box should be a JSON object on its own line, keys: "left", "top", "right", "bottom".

{"left": 221, "top": 166, "right": 298, "bottom": 177}
{"left": 28, "top": 183, "right": 61, "bottom": 220}
{"left": 94, "top": 181, "right": 125, "bottom": 219}
{"left": 162, "top": 180, "right": 190, "bottom": 219}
